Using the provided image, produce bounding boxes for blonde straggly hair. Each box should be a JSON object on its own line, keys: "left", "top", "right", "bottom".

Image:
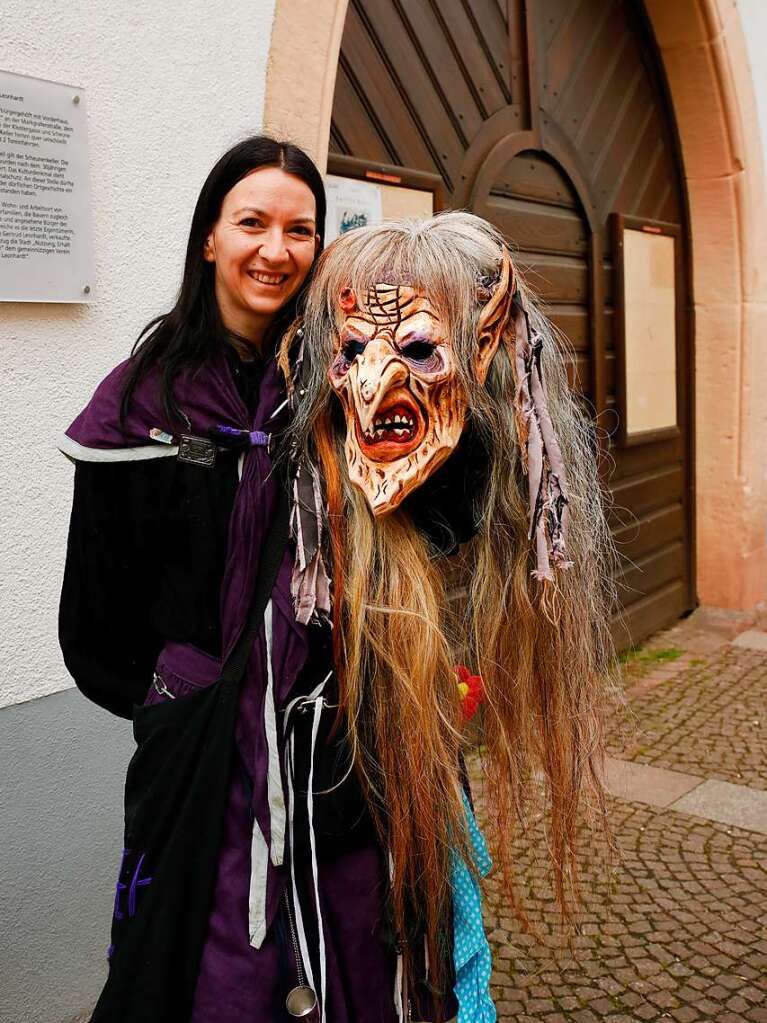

{"left": 281, "top": 210, "right": 617, "bottom": 996}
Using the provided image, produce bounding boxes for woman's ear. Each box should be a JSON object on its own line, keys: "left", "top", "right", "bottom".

{"left": 203, "top": 232, "right": 216, "bottom": 263}
{"left": 475, "top": 248, "right": 514, "bottom": 385}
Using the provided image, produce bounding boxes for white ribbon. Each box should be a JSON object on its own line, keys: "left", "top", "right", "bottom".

{"left": 307, "top": 696, "right": 327, "bottom": 1023}
{"left": 389, "top": 850, "right": 406, "bottom": 1022}
{"left": 247, "top": 598, "right": 289, "bottom": 947}
{"left": 283, "top": 675, "right": 331, "bottom": 1020}
{"left": 264, "top": 599, "right": 286, "bottom": 866}
{"left": 248, "top": 820, "right": 269, "bottom": 949}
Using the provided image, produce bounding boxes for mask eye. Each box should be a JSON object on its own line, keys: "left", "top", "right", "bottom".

{"left": 400, "top": 339, "right": 436, "bottom": 361}
{"left": 341, "top": 337, "right": 366, "bottom": 362}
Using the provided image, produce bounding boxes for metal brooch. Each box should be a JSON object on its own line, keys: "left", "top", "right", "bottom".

{"left": 177, "top": 434, "right": 217, "bottom": 469}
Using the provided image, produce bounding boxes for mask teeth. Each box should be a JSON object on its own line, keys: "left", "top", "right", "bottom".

{"left": 363, "top": 410, "right": 416, "bottom": 442}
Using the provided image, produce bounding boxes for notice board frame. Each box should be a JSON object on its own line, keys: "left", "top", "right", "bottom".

{"left": 612, "top": 212, "right": 683, "bottom": 448}
{"left": 326, "top": 154, "right": 447, "bottom": 214}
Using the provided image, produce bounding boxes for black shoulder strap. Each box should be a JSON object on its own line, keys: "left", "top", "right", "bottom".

{"left": 219, "top": 474, "right": 291, "bottom": 688}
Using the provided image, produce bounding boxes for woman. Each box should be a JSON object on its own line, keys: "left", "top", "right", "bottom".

{"left": 59, "top": 137, "right": 441, "bottom": 1022}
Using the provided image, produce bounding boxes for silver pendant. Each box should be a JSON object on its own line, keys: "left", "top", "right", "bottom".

{"left": 285, "top": 984, "right": 318, "bottom": 1019}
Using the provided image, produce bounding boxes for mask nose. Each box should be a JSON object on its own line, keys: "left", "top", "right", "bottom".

{"left": 353, "top": 339, "right": 409, "bottom": 433}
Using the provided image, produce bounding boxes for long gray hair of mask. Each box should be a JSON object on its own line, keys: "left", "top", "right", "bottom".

{"left": 280, "top": 208, "right": 618, "bottom": 988}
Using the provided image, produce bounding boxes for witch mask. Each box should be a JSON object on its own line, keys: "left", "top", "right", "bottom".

{"left": 328, "top": 256, "right": 511, "bottom": 515}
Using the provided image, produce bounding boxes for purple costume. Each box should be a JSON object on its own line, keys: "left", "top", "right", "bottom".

{"left": 60, "top": 345, "right": 457, "bottom": 1022}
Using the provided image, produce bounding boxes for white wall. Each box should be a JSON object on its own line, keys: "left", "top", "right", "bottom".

{"left": 0, "top": 0, "right": 277, "bottom": 709}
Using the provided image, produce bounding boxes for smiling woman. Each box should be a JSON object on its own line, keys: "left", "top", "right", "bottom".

{"left": 203, "top": 166, "right": 319, "bottom": 344}
{"left": 112, "top": 136, "right": 325, "bottom": 424}
{"left": 58, "top": 135, "right": 468, "bottom": 1023}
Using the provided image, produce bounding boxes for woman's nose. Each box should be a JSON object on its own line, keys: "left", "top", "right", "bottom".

{"left": 258, "top": 228, "right": 289, "bottom": 264}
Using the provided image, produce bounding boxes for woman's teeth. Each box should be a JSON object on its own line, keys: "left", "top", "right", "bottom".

{"left": 250, "top": 271, "right": 286, "bottom": 285}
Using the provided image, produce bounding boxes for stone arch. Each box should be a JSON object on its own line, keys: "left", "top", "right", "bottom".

{"left": 644, "top": 0, "right": 767, "bottom": 608}
{"left": 262, "top": 0, "right": 349, "bottom": 170}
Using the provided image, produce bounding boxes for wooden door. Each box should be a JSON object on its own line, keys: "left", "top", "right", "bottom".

{"left": 329, "top": 0, "right": 695, "bottom": 647}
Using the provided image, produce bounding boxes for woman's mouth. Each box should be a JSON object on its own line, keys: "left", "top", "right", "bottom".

{"left": 247, "top": 270, "right": 289, "bottom": 287}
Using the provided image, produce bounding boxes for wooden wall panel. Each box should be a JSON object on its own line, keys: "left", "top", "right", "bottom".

{"left": 351, "top": 2, "right": 466, "bottom": 185}
{"left": 428, "top": 3, "right": 511, "bottom": 114}
{"left": 613, "top": 503, "right": 685, "bottom": 564}
{"left": 620, "top": 541, "right": 686, "bottom": 603}
{"left": 499, "top": 155, "right": 582, "bottom": 206}
{"left": 609, "top": 465, "right": 684, "bottom": 522}
{"left": 486, "top": 197, "right": 587, "bottom": 256}
{"left": 479, "top": 152, "right": 592, "bottom": 405}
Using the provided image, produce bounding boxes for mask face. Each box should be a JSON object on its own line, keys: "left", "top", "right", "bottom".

{"left": 328, "top": 282, "right": 467, "bottom": 515}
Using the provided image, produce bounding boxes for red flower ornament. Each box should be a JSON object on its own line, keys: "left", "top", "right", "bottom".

{"left": 454, "top": 664, "right": 484, "bottom": 722}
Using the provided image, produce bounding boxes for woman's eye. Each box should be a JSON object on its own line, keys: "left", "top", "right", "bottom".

{"left": 291, "top": 226, "right": 313, "bottom": 236}
{"left": 401, "top": 340, "right": 436, "bottom": 361}
{"left": 342, "top": 338, "right": 366, "bottom": 361}
{"left": 239, "top": 218, "right": 262, "bottom": 228}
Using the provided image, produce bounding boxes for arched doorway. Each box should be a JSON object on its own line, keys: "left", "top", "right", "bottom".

{"left": 327, "top": 0, "right": 694, "bottom": 645}
{"left": 263, "top": 0, "right": 767, "bottom": 625}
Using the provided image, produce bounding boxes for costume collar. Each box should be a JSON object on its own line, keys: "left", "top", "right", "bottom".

{"left": 60, "top": 344, "right": 286, "bottom": 462}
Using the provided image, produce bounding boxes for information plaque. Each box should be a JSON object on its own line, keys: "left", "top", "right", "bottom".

{"left": 0, "top": 69, "right": 94, "bottom": 302}
{"left": 325, "top": 175, "right": 383, "bottom": 243}
{"left": 325, "top": 173, "right": 435, "bottom": 244}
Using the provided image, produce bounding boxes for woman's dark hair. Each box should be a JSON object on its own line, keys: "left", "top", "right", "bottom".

{"left": 121, "top": 135, "right": 326, "bottom": 422}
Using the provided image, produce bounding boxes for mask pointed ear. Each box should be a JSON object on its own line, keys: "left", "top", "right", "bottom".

{"left": 475, "top": 247, "right": 514, "bottom": 385}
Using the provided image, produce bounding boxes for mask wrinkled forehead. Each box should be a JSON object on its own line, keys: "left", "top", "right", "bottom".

{"left": 334, "top": 282, "right": 436, "bottom": 340}
{"left": 362, "top": 283, "right": 421, "bottom": 325}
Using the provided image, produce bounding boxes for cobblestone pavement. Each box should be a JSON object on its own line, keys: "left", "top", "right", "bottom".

{"left": 608, "top": 645, "right": 767, "bottom": 791}
{"left": 479, "top": 608, "right": 767, "bottom": 1023}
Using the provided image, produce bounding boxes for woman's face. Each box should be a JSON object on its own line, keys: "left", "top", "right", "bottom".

{"left": 204, "top": 166, "right": 319, "bottom": 343}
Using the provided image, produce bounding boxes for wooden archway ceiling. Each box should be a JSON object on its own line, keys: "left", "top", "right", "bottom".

{"left": 331, "top": 1, "right": 680, "bottom": 223}
{"left": 331, "top": 0, "right": 514, "bottom": 192}
{"left": 330, "top": 0, "right": 694, "bottom": 645}
{"left": 538, "top": 1, "right": 680, "bottom": 225}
